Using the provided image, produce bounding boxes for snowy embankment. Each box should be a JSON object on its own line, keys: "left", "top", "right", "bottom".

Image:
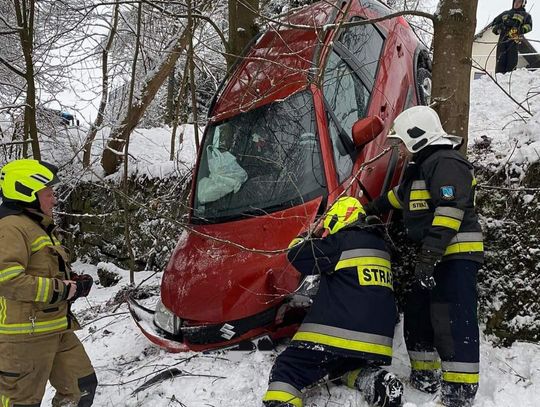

{"left": 43, "top": 70, "right": 540, "bottom": 406}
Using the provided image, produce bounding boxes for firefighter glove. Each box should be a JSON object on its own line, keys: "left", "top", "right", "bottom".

{"left": 70, "top": 274, "right": 94, "bottom": 300}
{"left": 363, "top": 201, "right": 380, "bottom": 217}
{"left": 415, "top": 250, "right": 438, "bottom": 289}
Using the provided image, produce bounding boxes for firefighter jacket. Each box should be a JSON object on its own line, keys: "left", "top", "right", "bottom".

{"left": 372, "top": 146, "right": 484, "bottom": 264}
{"left": 287, "top": 224, "right": 396, "bottom": 365}
{"left": 0, "top": 205, "right": 77, "bottom": 341}
{"left": 492, "top": 7, "right": 532, "bottom": 41}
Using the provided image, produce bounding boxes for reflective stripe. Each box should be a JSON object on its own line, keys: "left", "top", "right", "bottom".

{"left": 442, "top": 362, "right": 479, "bottom": 373}
{"left": 411, "top": 360, "right": 441, "bottom": 371}
{"left": 0, "top": 395, "right": 10, "bottom": 407}
{"left": 442, "top": 371, "right": 479, "bottom": 384}
{"left": 31, "top": 235, "right": 53, "bottom": 252}
{"left": 409, "top": 350, "right": 439, "bottom": 361}
{"left": 512, "top": 13, "right": 525, "bottom": 22}
{"left": 293, "top": 323, "right": 393, "bottom": 356}
{"left": 0, "top": 316, "right": 68, "bottom": 335}
{"left": 35, "top": 277, "right": 51, "bottom": 302}
{"left": 434, "top": 206, "right": 464, "bottom": 221}
{"left": 340, "top": 249, "right": 391, "bottom": 261}
{"left": 0, "top": 265, "right": 24, "bottom": 282}
{"left": 448, "top": 232, "right": 483, "bottom": 244}
{"left": 432, "top": 215, "right": 461, "bottom": 231}
{"left": 388, "top": 189, "right": 402, "bottom": 209}
{"left": 267, "top": 382, "right": 303, "bottom": 399}
{"left": 31, "top": 235, "right": 61, "bottom": 252}
{"left": 411, "top": 181, "right": 427, "bottom": 190}
{"left": 336, "top": 256, "right": 391, "bottom": 271}
{"left": 264, "top": 384, "right": 303, "bottom": 407}
{"left": 444, "top": 242, "right": 484, "bottom": 256}
{"left": 410, "top": 190, "right": 431, "bottom": 200}
{"left": 0, "top": 297, "right": 6, "bottom": 325}
{"left": 345, "top": 369, "right": 362, "bottom": 388}
{"left": 523, "top": 24, "right": 532, "bottom": 32}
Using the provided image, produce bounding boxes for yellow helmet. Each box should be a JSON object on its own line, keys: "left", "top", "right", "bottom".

{"left": 0, "top": 159, "right": 60, "bottom": 204}
{"left": 323, "top": 196, "right": 366, "bottom": 235}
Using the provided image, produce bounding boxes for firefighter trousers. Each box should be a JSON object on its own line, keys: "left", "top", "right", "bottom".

{"left": 496, "top": 39, "right": 519, "bottom": 74}
{"left": 0, "top": 332, "right": 97, "bottom": 407}
{"left": 404, "top": 259, "right": 480, "bottom": 404}
{"left": 263, "top": 346, "right": 373, "bottom": 406}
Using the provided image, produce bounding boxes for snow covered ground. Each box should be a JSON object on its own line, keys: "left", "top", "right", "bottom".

{"left": 39, "top": 69, "right": 540, "bottom": 406}
{"left": 43, "top": 262, "right": 540, "bottom": 407}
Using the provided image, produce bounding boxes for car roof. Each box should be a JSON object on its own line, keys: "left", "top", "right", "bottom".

{"left": 210, "top": 1, "right": 341, "bottom": 122}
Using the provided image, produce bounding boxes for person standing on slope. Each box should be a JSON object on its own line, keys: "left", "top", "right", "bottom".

{"left": 365, "top": 106, "right": 483, "bottom": 407}
{"left": 0, "top": 159, "right": 97, "bottom": 407}
{"left": 491, "top": 0, "right": 533, "bottom": 74}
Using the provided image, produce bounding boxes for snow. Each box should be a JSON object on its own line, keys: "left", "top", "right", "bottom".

{"left": 39, "top": 68, "right": 540, "bottom": 406}
{"left": 45, "top": 258, "right": 540, "bottom": 406}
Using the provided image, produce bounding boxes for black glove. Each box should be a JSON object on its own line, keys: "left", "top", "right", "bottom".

{"left": 70, "top": 274, "right": 94, "bottom": 300}
{"left": 492, "top": 25, "right": 502, "bottom": 35}
{"left": 415, "top": 250, "right": 439, "bottom": 289}
{"left": 363, "top": 201, "right": 380, "bottom": 217}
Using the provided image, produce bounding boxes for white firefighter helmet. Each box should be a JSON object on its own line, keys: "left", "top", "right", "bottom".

{"left": 388, "top": 106, "right": 462, "bottom": 154}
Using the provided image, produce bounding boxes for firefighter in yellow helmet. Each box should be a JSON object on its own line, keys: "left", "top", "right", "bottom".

{"left": 0, "top": 159, "right": 97, "bottom": 406}
{"left": 262, "top": 197, "right": 403, "bottom": 407}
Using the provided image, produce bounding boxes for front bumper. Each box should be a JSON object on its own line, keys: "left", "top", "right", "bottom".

{"left": 128, "top": 296, "right": 301, "bottom": 352}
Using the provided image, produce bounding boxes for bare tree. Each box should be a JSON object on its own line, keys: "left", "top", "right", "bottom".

{"left": 227, "top": 0, "right": 260, "bottom": 67}
{"left": 82, "top": 1, "right": 120, "bottom": 169}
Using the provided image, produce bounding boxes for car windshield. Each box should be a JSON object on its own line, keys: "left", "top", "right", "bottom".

{"left": 193, "top": 90, "right": 326, "bottom": 223}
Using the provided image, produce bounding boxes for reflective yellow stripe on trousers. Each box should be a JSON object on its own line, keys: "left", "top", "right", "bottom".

{"left": 442, "top": 361, "right": 480, "bottom": 384}
{"left": 292, "top": 323, "right": 393, "bottom": 357}
{"left": 0, "top": 395, "right": 11, "bottom": 407}
{"left": 263, "top": 382, "right": 303, "bottom": 407}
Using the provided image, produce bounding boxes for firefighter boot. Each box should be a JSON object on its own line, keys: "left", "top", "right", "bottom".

{"left": 345, "top": 367, "right": 403, "bottom": 407}
{"left": 440, "top": 382, "right": 478, "bottom": 407}
{"left": 409, "top": 368, "right": 441, "bottom": 393}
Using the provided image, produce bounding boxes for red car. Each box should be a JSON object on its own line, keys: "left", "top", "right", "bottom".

{"left": 129, "top": 0, "right": 431, "bottom": 352}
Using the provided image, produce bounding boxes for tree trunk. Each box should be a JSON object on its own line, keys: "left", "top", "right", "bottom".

{"left": 227, "top": 0, "right": 259, "bottom": 68}
{"left": 14, "top": 0, "right": 39, "bottom": 159}
{"left": 431, "top": 0, "right": 478, "bottom": 153}
{"left": 83, "top": 1, "right": 119, "bottom": 168}
{"left": 101, "top": 25, "right": 193, "bottom": 175}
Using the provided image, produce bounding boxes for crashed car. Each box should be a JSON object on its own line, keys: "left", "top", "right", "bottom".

{"left": 129, "top": 0, "right": 432, "bottom": 352}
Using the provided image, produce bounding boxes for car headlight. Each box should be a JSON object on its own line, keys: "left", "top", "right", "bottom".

{"left": 153, "top": 299, "right": 181, "bottom": 335}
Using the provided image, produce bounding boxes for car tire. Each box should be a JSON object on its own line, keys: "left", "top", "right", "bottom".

{"left": 416, "top": 67, "right": 432, "bottom": 106}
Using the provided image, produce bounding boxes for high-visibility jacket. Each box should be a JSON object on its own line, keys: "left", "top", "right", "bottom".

{"left": 492, "top": 7, "right": 533, "bottom": 40}
{"left": 0, "top": 205, "right": 76, "bottom": 341}
{"left": 287, "top": 224, "right": 396, "bottom": 365}
{"left": 372, "top": 146, "right": 483, "bottom": 264}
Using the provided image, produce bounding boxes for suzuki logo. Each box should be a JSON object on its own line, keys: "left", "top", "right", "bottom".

{"left": 220, "top": 323, "right": 236, "bottom": 340}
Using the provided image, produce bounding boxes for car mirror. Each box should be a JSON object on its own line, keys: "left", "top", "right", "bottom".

{"left": 352, "top": 116, "right": 384, "bottom": 149}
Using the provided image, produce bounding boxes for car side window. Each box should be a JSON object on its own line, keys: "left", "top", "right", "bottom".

{"left": 323, "top": 51, "right": 370, "bottom": 182}
{"left": 339, "top": 20, "right": 384, "bottom": 89}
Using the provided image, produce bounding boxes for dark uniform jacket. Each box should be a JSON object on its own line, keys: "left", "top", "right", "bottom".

{"left": 373, "top": 146, "right": 483, "bottom": 264}
{"left": 0, "top": 204, "right": 77, "bottom": 341}
{"left": 287, "top": 224, "right": 396, "bottom": 365}
{"left": 492, "top": 7, "right": 532, "bottom": 40}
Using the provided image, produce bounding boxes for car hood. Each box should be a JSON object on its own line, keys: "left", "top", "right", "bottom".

{"left": 161, "top": 198, "right": 322, "bottom": 323}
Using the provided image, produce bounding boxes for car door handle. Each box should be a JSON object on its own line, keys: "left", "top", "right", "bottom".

{"left": 380, "top": 102, "right": 388, "bottom": 119}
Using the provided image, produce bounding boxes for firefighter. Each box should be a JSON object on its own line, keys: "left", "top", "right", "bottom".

{"left": 365, "top": 106, "right": 483, "bottom": 407}
{"left": 491, "top": 0, "right": 533, "bottom": 74}
{"left": 0, "top": 159, "right": 97, "bottom": 407}
{"left": 262, "top": 197, "right": 403, "bottom": 407}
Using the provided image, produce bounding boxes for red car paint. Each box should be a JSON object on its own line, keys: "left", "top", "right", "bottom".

{"left": 130, "top": 0, "right": 428, "bottom": 352}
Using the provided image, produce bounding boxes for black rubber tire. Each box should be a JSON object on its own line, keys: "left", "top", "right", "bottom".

{"left": 416, "top": 67, "right": 432, "bottom": 106}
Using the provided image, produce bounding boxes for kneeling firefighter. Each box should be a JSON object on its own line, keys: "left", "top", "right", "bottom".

{"left": 262, "top": 197, "right": 403, "bottom": 407}
{"left": 0, "top": 159, "right": 97, "bottom": 407}
{"left": 365, "top": 106, "right": 483, "bottom": 407}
